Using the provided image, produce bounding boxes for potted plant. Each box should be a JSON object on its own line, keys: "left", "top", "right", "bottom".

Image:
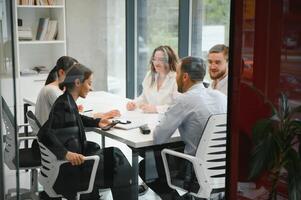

{"left": 249, "top": 93, "right": 301, "bottom": 200}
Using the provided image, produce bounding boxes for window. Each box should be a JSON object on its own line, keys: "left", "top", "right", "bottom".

{"left": 136, "top": 0, "right": 179, "bottom": 95}
{"left": 191, "top": 0, "right": 231, "bottom": 82}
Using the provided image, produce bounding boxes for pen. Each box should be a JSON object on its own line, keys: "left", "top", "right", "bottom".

{"left": 84, "top": 109, "right": 93, "bottom": 113}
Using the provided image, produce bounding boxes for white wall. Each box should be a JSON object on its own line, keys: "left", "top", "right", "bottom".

{"left": 65, "top": 0, "right": 108, "bottom": 91}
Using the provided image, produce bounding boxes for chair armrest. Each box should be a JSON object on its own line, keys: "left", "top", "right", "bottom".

{"left": 18, "top": 136, "right": 37, "bottom": 146}
{"left": 19, "top": 136, "right": 37, "bottom": 141}
{"left": 161, "top": 148, "right": 213, "bottom": 199}
{"left": 161, "top": 148, "right": 198, "bottom": 163}
{"left": 17, "top": 123, "right": 29, "bottom": 128}
{"left": 79, "top": 155, "right": 100, "bottom": 195}
{"left": 55, "top": 155, "right": 100, "bottom": 197}
{"left": 161, "top": 149, "right": 200, "bottom": 194}
{"left": 53, "top": 156, "right": 99, "bottom": 199}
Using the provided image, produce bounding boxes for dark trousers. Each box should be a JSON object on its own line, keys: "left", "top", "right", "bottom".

{"left": 53, "top": 147, "right": 135, "bottom": 200}
{"left": 139, "top": 144, "right": 185, "bottom": 200}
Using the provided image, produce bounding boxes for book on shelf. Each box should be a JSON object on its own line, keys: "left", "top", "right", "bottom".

{"left": 44, "top": 20, "right": 58, "bottom": 40}
{"left": 37, "top": 0, "right": 49, "bottom": 5}
{"left": 19, "top": 0, "right": 35, "bottom": 5}
{"left": 36, "top": 18, "right": 49, "bottom": 40}
{"left": 47, "top": 0, "right": 55, "bottom": 5}
{"left": 18, "top": 27, "right": 33, "bottom": 40}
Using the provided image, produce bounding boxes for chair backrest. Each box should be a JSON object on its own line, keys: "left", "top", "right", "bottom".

{"left": 1, "top": 97, "right": 17, "bottom": 169}
{"left": 38, "top": 141, "right": 66, "bottom": 198}
{"left": 26, "top": 110, "right": 42, "bottom": 135}
{"left": 195, "top": 113, "right": 227, "bottom": 197}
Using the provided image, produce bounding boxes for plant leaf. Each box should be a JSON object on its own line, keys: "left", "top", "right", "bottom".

{"left": 252, "top": 119, "right": 273, "bottom": 144}
{"left": 249, "top": 132, "right": 280, "bottom": 180}
{"left": 285, "top": 149, "right": 301, "bottom": 200}
{"left": 280, "top": 93, "right": 291, "bottom": 120}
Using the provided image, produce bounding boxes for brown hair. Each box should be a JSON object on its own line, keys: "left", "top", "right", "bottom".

{"left": 208, "top": 44, "right": 229, "bottom": 61}
{"left": 149, "top": 45, "right": 178, "bottom": 86}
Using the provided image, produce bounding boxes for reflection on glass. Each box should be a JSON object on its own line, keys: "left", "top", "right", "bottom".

{"left": 136, "top": 0, "right": 179, "bottom": 95}
{"left": 1, "top": 0, "right": 19, "bottom": 198}
{"left": 191, "top": 0, "right": 231, "bottom": 82}
{"left": 107, "top": 0, "right": 126, "bottom": 97}
{"left": 241, "top": 0, "right": 255, "bottom": 82}
{"left": 280, "top": 0, "right": 301, "bottom": 107}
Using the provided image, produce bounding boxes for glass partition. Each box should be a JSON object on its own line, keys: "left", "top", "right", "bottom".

{"left": 191, "top": 0, "right": 231, "bottom": 82}
{"left": 136, "top": 0, "right": 179, "bottom": 95}
{"left": 0, "top": 0, "right": 19, "bottom": 199}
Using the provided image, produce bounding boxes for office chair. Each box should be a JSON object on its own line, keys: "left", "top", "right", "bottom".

{"left": 161, "top": 114, "right": 227, "bottom": 200}
{"left": 37, "top": 141, "right": 99, "bottom": 200}
{"left": 1, "top": 97, "right": 41, "bottom": 200}
{"left": 26, "top": 110, "right": 100, "bottom": 200}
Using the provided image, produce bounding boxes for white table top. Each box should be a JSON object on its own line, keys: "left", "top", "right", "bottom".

{"left": 77, "top": 91, "right": 181, "bottom": 149}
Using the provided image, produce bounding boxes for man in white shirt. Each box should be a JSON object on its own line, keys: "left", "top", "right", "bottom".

{"left": 208, "top": 44, "right": 229, "bottom": 96}
{"left": 153, "top": 56, "right": 227, "bottom": 155}
{"left": 141, "top": 56, "right": 227, "bottom": 200}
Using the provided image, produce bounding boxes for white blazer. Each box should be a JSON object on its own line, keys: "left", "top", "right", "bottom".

{"left": 135, "top": 71, "right": 179, "bottom": 113}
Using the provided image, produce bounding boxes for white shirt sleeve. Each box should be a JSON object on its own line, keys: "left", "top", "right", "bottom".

{"left": 153, "top": 98, "right": 185, "bottom": 144}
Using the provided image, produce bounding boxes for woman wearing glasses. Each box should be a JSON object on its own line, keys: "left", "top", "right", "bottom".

{"left": 126, "top": 45, "right": 179, "bottom": 113}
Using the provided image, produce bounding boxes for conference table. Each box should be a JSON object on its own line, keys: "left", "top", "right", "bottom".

{"left": 24, "top": 91, "right": 182, "bottom": 199}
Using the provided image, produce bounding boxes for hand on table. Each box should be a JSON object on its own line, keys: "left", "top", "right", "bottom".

{"left": 65, "top": 151, "right": 85, "bottom": 166}
{"left": 93, "top": 109, "right": 121, "bottom": 119}
{"left": 126, "top": 101, "right": 137, "bottom": 111}
{"left": 98, "top": 119, "right": 111, "bottom": 128}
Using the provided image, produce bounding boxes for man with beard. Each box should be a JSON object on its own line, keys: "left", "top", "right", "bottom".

{"left": 139, "top": 56, "right": 227, "bottom": 200}
{"left": 208, "top": 44, "right": 229, "bottom": 95}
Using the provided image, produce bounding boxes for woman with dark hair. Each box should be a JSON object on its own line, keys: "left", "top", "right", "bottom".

{"left": 35, "top": 56, "right": 78, "bottom": 125}
{"left": 38, "top": 63, "right": 134, "bottom": 200}
{"left": 126, "top": 45, "right": 179, "bottom": 113}
{"left": 35, "top": 56, "right": 119, "bottom": 125}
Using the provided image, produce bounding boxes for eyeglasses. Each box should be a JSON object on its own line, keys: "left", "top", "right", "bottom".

{"left": 151, "top": 57, "right": 166, "bottom": 63}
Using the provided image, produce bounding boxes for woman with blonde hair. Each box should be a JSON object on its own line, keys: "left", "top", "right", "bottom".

{"left": 127, "top": 45, "right": 179, "bottom": 113}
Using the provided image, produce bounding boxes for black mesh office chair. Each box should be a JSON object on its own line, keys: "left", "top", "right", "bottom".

{"left": 1, "top": 97, "right": 41, "bottom": 200}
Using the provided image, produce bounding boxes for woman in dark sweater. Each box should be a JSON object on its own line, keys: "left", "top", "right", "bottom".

{"left": 38, "top": 63, "right": 134, "bottom": 200}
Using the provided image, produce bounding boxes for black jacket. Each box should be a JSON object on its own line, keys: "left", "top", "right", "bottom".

{"left": 37, "top": 91, "right": 100, "bottom": 160}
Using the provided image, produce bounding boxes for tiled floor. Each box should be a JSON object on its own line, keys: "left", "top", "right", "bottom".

{"left": 3, "top": 131, "right": 161, "bottom": 200}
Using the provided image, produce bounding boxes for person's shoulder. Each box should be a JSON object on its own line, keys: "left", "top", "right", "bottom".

{"left": 52, "top": 93, "right": 68, "bottom": 109}
{"left": 44, "top": 84, "right": 60, "bottom": 92}
{"left": 207, "top": 88, "right": 227, "bottom": 100}
{"left": 174, "top": 92, "right": 190, "bottom": 105}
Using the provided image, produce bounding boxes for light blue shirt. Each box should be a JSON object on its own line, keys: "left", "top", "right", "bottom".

{"left": 153, "top": 82, "right": 227, "bottom": 155}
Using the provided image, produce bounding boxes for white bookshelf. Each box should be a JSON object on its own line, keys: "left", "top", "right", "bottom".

{"left": 12, "top": 0, "right": 67, "bottom": 124}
